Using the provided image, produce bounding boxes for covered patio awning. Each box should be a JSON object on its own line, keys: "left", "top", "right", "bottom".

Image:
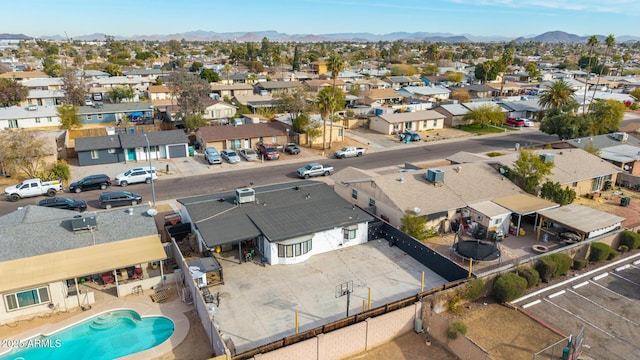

{"left": 0, "top": 235, "right": 167, "bottom": 293}
{"left": 492, "top": 194, "right": 559, "bottom": 237}
{"left": 537, "top": 203, "right": 624, "bottom": 239}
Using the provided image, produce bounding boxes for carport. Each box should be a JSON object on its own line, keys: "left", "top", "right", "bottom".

{"left": 536, "top": 203, "right": 625, "bottom": 242}
{"left": 492, "top": 194, "right": 559, "bottom": 237}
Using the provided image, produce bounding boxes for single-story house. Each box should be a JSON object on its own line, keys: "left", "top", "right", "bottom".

{"left": 0, "top": 105, "right": 60, "bottom": 129}
{"left": 146, "top": 85, "right": 173, "bottom": 101}
{"left": 332, "top": 162, "right": 527, "bottom": 230}
{"left": 74, "top": 129, "right": 189, "bottom": 166}
{"left": 463, "top": 84, "right": 494, "bottom": 99}
{"left": 210, "top": 83, "right": 254, "bottom": 99}
{"left": 0, "top": 205, "right": 168, "bottom": 324}
{"left": 195, "top": 122, "right": 289, "bottom": 151}
{"left": 21, "top": 77, "right": 63, "bottom": 91}
{"left": 273, "top": 113, "right": 344, "bottom": 147}
{"left": 500, "top": 98, "right": 544, "bottom": 120}
{"left": 232, "top": 94, "right": 275, "bottom": 114}
{"left": 303, "top": 79, "right": 346, "bottom": 94}
{"left": 383, "top": 76, "right": 423, "bottom": 89}
{"left": 0, "top": 71, "right": 49, "bottom": 82}
{"left": 364, "top": 88, "right": 402, "bottom": 105}
{"left": 434, "top": 103, "right": 469, "bottom": 127}
{"left": 254, "top": 81, "right": 303, "bottom": 95}
{"left": 77, "top": 102, "right": 155, "bottom": 125}
{"left": 491, "top": 148, "right": 622, "bottom": 196}
{"left": 177, "top": 181, "right": 374, "bottom": 265}
{"left": 568, "top": 132, "right": 640, "bottom": 176}
{"left": 396, "top": 86, "right": 451, "bottom": 101}
{"left": 202, "top": 98, "right": 237, "bottom": 124}
{"left": 369, "top": 110, "right": 445, "bottom": 135}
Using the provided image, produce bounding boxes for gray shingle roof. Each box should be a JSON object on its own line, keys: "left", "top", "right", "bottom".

{"left": 178, "top": 181, "right": 373, "bottom": 248}
{"left": 75, "top": 130, "right": 187, "bottom": 151}
{"left": 0, "top": 205, "right": 158, "bottom": 262}
{"left": 74, "top": 135, "right": 120, "bottom": 151}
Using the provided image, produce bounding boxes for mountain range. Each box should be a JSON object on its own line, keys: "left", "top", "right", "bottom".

{"left": 2, "top": 30, "right": 639, "bottom": 43}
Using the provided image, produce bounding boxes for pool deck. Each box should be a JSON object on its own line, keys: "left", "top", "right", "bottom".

{"left": 0, "top": 287, "right": 191, "bottom": 360}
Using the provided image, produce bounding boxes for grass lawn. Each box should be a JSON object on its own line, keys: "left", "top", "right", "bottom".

{"left": 456, "top": 124, "right": 512, "bottom": 135}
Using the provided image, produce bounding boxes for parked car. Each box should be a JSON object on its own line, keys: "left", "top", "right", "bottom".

{"left": 68, "top": 174, "right": 111, "bottom": 193}
{"left": 114, "top": 167, "right": 158, "bottom": 187}
{"left": 204, "top": 147, "right": 222, "bottom": 165}
{"left": 98, "top": 191, "right": 143, "bottom": 209}
{"left": 38, "top": 197, "right": 87, "bottom": 212}
{"left": 285, "top": 143, "right": 301, "bottom": 155}
{"left": 4, "top": 178, "right": 63, "bottom": 202}
{"left": 256, "top": 143, "right": 280, "bottom": 160}
{"left": 399, "top": 131, "right": 421, "bottom": 142}
{"left": 521, "top": 118, "right": 535, "bottom": 127}
{"left": 221, "top": 149, "right": 241, "bottom": 164}
{"left": 239, "top": 149, "right": 258, "bottom": 161}
{"left": 505, "top": 116, "right": 525, "bottom": 127}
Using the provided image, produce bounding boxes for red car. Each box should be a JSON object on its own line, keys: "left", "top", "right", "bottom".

{"left": 256, "top": 143, "right": 280, "bottom": 160}
{"left": 505, "top": 116, "right": 525, "bottom": 127}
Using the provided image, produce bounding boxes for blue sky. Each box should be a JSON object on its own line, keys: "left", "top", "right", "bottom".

{"left": 4, "top": 0, "right": 639, "bottom": 38}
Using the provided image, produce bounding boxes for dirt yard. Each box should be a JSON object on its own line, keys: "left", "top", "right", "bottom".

{"left": 574, "top": 187, "right": 640, "bottom": 229}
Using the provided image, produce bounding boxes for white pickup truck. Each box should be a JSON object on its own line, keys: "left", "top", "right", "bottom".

{"left": 334, "top": 146, "right": 365, "bottom": 159}
{"left": 4, "top": 178, "right": 63, "bottom": 202}
{"left": 297, "top": 163, "right": 334, "bottom": 178}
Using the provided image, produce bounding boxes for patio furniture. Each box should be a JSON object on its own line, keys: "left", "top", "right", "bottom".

{"left": 150, "top": 288, "right": 170, "bottom": 303}
{"left": 132, "top": 267, "right": 143, "bottom": 279}
{"left": 131, "top": 285, "right": 143, "bottom": 295}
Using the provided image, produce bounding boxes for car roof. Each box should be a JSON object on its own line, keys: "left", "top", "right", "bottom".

{"left": 101, "top": 191, "right": 137, "bottom": 196}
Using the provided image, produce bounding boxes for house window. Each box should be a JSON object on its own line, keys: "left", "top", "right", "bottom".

{"left": 369, "top": 198, "right": 376, "bottom": 207}
{"left": 272, "top": 136, "right": 277, "bottom": 143}
{"left": 108, "top": 148, "right": 116, "bottom": 154}
{"left": 572, "top": 182, "right": 578, "bottom": 187}
{"left": 230, "top": 139, "right": 241, "bottom": 149}
{"left": 351, "top": 189, "right": 358, "bottom": 200}
{"left": 97, "top": 114, "right": 103, "bottom": 120}
{"left": 404, "top": 122, "right": 412, "bottom": 129}
{"left": 277, "top": 239, "right": 312, "bottom": 258}
{"left": 338, "top": 129, "right": 343, "bottom": 137}
{"left": 393, "top": 124, "right": 400, "bottom": 130}
{"left": 433, "top": 120, "right": 437, "bottom": 127}
{"left": 8, "top": 119, "right": 18, "bottom": 128}
{"left": 343, "top": 226, "right": 357, "bottom": 241}
{"left": 4, "top": 287, "right": 50, "bottom": 311}
{"left": 35, "top": 118, "right": 41, "bottom": 123}
{"left": 47, "top": 117, "right": 52, "bottom": 122}
{"left": 91, "top": 150, "right": 99, "bottom": 159}
{"left": 87, "top": 115, "right": 93, "bottom": 121}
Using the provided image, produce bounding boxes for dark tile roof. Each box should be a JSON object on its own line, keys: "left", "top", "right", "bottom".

{"left": 256, "top": 81, "right": 303, "bottom": 90}
{"left": 178, "top": 181, "right": 374, "bottom": 248}
{"left": 77, "top": 102, "right": 154, "bottom": 115}
{"left": 196, "top": 122, "right": 288, "bottom": 142}
{"left": 75, "top": 135, "right": 121, "bottom": 151}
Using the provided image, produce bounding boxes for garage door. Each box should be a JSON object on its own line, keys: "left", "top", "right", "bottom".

{"left": 168, "top": 145, "right": 187, "bottom": 158}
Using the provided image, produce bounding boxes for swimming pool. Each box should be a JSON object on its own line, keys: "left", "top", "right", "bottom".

{"left": 0, "top": 309, "right": 174, "bottom": 360}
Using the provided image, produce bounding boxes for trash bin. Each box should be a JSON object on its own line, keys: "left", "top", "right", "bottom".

{"left": 188, "top": 146, "right": 195, "bottom": 156}
{"left": 404, "top": 136, "right": 410, "bottom": 144}
{"left": 621, "top": 197, "right": 631, "bottom": 207}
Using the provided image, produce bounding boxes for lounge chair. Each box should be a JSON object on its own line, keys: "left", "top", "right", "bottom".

{"left": 101, "top": 272, "right": 114, "bottom": 284}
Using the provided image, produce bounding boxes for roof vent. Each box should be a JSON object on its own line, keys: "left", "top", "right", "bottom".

{"left": 424, "top": 168, "right": 445, "bottom": 183}
{"left": 540, "top": 153, "right": 555, "bottom": 163}
{"left": 235, "top": 188, "right": 255, "bottom": 204}
{"left": 27, "top": 104, "right": 37, "bottom": 111}
{"left": 71, "top": 212, "right": 97, "bottom": 232}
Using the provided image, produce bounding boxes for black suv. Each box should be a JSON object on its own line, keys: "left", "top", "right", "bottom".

{"left": 69, "top": 174, "right": 112, "bottom": 193}
{"left": 98, "top": 191, "right": 143, "bottom": 209}
{"left": 38, "top": 197, "right": 87, "bottom": 212}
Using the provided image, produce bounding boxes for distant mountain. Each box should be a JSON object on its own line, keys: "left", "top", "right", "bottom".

{"left": 0, "top": 33, "right": 31, "bottom": 40}
{"left": 25, "top": 30, "right": 640, "bottom": 43}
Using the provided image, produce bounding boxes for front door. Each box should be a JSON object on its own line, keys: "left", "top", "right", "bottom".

{"left": 127, "top": 148, "right": 136, "bottom": 161}
{"left": 244, "top": 139, "right": 250, "bottom": 149}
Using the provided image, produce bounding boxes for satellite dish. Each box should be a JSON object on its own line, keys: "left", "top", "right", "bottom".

{"left": 414, "top": 207, "right": 422, "bottom": 214}
{"left": 624, "top": 165, "right": 630, "bottom": 170}
{"left": 499, "top": 167, "right": 505, "bottom": 174}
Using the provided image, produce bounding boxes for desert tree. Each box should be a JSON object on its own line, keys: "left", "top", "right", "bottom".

{"left": 0, "top": 78, "right": 28, "bottom": 107}
{"left": 0, "top": 130, "right": 48, "bottom": 178}
{"left": 57, "top": 104, "right": 82, "bottom": 129}
{"left": 462, "top": 103, "right": 504, "bottom": 127}
{"left": 168, "top": 70, "right": 211, "bottom": 122}
{"left": 510, "top": 150, "right": 554, "bottom": 195}
{"left": 62, "top": 68, "right": 86, "bottom": 106}
{"left": 108, "top": 86, "right": 135, "bottom": 103}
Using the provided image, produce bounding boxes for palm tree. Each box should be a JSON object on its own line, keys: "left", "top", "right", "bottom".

{"left": 590, "top": 35, "right": 615, "bottom": 107}
{"left": 326, "top": 54, "right": 345, "bottom": 148}
{"left": 582, "top": 35, "right": 599, "bottom": 113}
{"left": 223, "top": 63, "right": 232, "bottom": 84}
{"left": 316, "top": 87, "right": 335, "bottom": 150}
{"left": 538, "top": 80, "right": 577, "bottom": 112}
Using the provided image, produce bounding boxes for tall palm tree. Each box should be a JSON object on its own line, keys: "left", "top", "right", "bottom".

{"left": 316, "top": 86, "right": 336, "bottom": 150}
{"left": 538, "top": 80, "right": 577, "bottom": 112}
{"left": 582, "top": 35, "right": 599, "bottom": 113}
{"left": 223, "top": 63, "right": 232, "bottom": 84}
{"left": 590, "top": 34, "right": 615, "bottom": 107}
{"left": 326, "top": 54, "right": 345, "bottom": 148}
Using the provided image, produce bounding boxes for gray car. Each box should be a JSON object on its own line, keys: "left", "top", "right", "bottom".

{"left": 221, "top": 149, "right": 241, "bottom": 164}
{"left": 239, "top": 149, "right": 258, "bottom": 161}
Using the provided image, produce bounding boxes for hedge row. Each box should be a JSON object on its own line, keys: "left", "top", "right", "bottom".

{"left": 536, "top": 253, "right": 572, "bottom": 283}
{"left": 589, "top": 242, "right": 618, "bottom": 262}
{"left": 517, "top": 268, "right": 540, "bottom": 288}
{"left": 620, "top": 230, "right": 640, "bottom": 250}
{"left": 493, "top": 272, "right": 527, "bottom": 302}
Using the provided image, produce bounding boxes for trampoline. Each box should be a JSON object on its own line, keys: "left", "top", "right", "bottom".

{"left": 453, "top": 239, "right": 501, "bottom": 262}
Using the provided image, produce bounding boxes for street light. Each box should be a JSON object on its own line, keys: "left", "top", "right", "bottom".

{"left": 143, "top": 133, "right": 156, "bottom": 208}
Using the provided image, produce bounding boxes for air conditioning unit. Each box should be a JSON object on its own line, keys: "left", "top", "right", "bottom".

{"left": 425, "top": 168, "right": 445, "bottom": 183}
{"left": 71, "top": 212, "right": 97, "bottom": 232}
{"left": 540, "top": 153, "right": 555, "bottom": 163}
{"left": 235, "top": 188, "right": 255, "bottom": 204}
{"left": 27, "top": 104, "right": 38, "bottom": 111}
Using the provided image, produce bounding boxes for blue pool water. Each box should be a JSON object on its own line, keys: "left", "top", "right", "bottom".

{"left": 0, "top": 309, "right": 174, "bottom": 360}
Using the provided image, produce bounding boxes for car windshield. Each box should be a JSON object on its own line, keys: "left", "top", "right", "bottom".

{"left": 245, "top": 150, "right": 256, "bottom": 155}
{"left": 304, "top": 165, "right": 313, "bottom": 170}
{"left": 65, "top": 198, "right": 74, "bottom": 205}
{"left": 124, "top": 170, "right": 132, "bottom": 176}
{"left": 228, "top": 151, "right": 237, "bottom": 156}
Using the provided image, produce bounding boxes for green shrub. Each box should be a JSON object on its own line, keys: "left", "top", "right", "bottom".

{"left": 517, "top": 268, "right": 540, "bottom": 288}
{"left": 493, "top": 273, "right": 527, "bottom": 302}
{"left": 536, "top": 256, "right": 558, "bottom": 283}
{"left": 49, "top": 159, "right": 70, "bottom": 181}
{"left": 464, "top": 278, "right": 485, "bottom": 300}
{"left": 618, "top": 245, "right": 629, "bottom": 253}
{"left": 620, "top": 230, "right": 640, "bottom": 250}
{"left": 572, "top": 258, "right": 588, "bottom": 270}
{"left": 590, "top": 242, "right": 613, "bottom": 262}
{"left": 486, "top": 151, "right": 503, "bottom": 157}
{"left": 447, "top": 294, "right": 462, "bottom": 315}
{"left": 446, "top": 320, "right": 468, "bottom": 339}
{"left": 607, "top": 249, "right": 619, "bottom": 260}
{"left": 549, "top": 253, "right": 573, "bottom": 277}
